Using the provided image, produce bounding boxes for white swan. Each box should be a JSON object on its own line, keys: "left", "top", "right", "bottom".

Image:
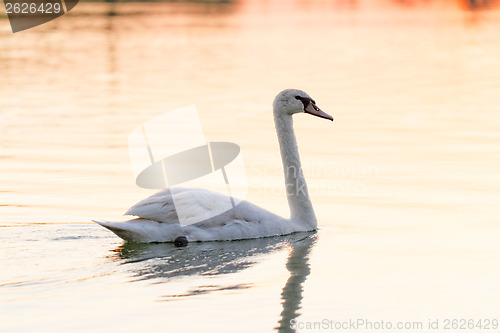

{"left": 95, "top": 89, "right": 333, "bottom": 243}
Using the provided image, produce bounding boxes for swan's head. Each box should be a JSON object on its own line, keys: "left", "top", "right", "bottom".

{"left": 273, "top": 89, "right": 333, "bottom": 121}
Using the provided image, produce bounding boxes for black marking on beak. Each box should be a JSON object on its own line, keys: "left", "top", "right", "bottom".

{"left": 295, "top": 96, "right": 333, "bottom": 121}
{"left": 295, "top": 96, "right": 315, "bottom": 107}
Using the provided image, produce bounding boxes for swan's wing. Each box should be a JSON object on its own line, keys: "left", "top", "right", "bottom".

{"left": 125, "top": 188, "right": 244, "bottom": 225}
{"left": 125, "top": 189, "right": 177, "bottom": 223}
{"left": 98, "top": 187, "right": 292, "bottom": 242}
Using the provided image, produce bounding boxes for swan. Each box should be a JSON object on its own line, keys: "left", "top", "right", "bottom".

{"left": 94, "top": 89, "right": 333, "bottom": 243}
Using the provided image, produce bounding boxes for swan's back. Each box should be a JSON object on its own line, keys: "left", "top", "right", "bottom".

{"left": 95, "top": 187, "right": 298, "bottom": 242}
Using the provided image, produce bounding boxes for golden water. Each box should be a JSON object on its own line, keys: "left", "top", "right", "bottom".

{"left": 1, "top": 1, "right": 500, "bottom": 332}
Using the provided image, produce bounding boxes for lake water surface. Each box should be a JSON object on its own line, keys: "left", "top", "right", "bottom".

{"left": 1, "top": 1, "right": 500, "bottom": 332}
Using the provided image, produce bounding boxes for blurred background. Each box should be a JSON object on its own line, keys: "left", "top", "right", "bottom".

{"left": 1, "top": 1, "right": 500, "bottom": 332}
{"left": 1, "top": 0, "right": 499, "bottom": 224}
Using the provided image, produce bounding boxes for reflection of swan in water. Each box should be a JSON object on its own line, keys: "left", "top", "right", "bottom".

{"left": 115, "top": 236, "right": 289, "bottom": 284}
{"left": 113, "top": 233, "right": 315, "bottom": 307}
{"left": 95, "top": 89, "right": 332, "bottom": 242}
{"left": 276, "top": 234, "right": 316, "bottom": 332}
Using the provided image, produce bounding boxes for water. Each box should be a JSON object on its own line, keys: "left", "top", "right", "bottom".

{"left": 1, "top": 1, "right": 500, "bottom": 332}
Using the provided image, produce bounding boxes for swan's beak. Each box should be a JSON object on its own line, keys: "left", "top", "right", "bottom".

{"left": 305, "top": 102, "right": 333, "bottom": 121}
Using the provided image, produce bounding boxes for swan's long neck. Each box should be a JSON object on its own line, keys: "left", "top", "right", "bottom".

{"left": 274, "top": 110, "right": 317, "bottom": 229}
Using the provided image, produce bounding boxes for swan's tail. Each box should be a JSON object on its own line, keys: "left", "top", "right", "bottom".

{"left": 93, "top": 219, "right": 180, "bottom": 243}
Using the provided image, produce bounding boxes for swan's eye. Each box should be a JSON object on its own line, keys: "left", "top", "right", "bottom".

{"left": 295, "top": 96, "right": 315, "bottom": 110}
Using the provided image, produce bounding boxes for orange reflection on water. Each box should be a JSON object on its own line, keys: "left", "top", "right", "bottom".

{"left": 1, "top": 2, "right": 500, "bottom": 332}
{"left": 0, "top": 0, "right": 499, "bottom": 226}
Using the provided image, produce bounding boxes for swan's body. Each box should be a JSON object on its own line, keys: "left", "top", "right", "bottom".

{"left": 95, "top": 89, "right": 333, "bottom": 243}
